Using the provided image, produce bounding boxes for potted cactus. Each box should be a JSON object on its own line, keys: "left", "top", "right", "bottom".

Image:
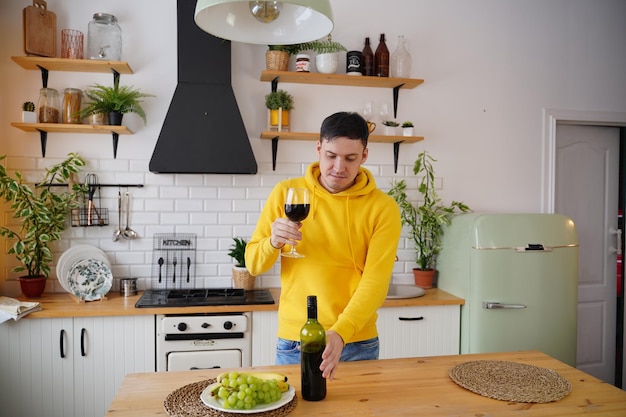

{"left": 22, "top": 101, "right": 36, "bottom": 123}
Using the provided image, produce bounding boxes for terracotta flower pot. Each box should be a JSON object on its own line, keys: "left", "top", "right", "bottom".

{"left": 412, "top": 268, "right": 436, "bottom": 289}
{"left": 19, "top": 275, "right": 47, "bottom": 298}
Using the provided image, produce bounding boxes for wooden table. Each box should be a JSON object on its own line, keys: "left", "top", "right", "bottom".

{"left": 105, "top": 351, "right": 626, "bottom": 416}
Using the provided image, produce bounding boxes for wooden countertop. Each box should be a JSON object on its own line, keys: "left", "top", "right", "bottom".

{"left": 105, "top": 350, "right": 626, "bottom": 417}
{"left": 20, "top": 288, "right": 463, "bottom": 319}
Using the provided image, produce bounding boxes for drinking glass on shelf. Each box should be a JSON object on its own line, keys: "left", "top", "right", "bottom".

{"left": 282, "top": 187, "right": 310, "bottom": 258}
{"left": 379, "top": 102, "right": 390, "bottom": 122}
{"left": 362, "top": 101, "right": 374, "bottom": 122}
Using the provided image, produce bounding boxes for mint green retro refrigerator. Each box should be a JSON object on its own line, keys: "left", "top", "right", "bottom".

{"left": 436, "top": 213, "right": 579, "bottom": 366}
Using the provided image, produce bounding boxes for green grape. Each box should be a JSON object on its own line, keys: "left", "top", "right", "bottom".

{"left": 214, "top": 373, "right": 285, "bottom": 410}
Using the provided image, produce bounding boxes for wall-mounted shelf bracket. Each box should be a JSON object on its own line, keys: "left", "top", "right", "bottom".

{"left": 271, "top": 136, "right": 279, "bottom": 170}
{"left": 392, "top": 84, "right": 405, "bottom": 118}
{"left": 393, "top": 141, "right": 403, "bottom": 173}
{"left": 37, "top": 129, "right": 47, "bottom": 157}
{"left": 271, "top": 77, "right": 279, "bottom": 92}
{"left": 112, "top": 132, "right": 119, "bottom": 158}
{"left": 111, "top": 69, "right": 121, "bottom": 86}
{"left": 36, "top": 65, "right": 49, "bottom": 87}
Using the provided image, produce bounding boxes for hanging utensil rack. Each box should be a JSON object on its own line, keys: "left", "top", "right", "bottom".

{"left": 151, "top": 233, "right": 197, "bottom": 289}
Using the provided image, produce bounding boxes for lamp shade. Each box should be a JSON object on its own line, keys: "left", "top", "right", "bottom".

{"left": 194, "top": 0, "right": 334, "bottom": 45}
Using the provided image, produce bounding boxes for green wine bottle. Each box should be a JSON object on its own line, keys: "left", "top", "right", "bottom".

{"left": 300, "top": 295, "right": 327, "bottom": 401}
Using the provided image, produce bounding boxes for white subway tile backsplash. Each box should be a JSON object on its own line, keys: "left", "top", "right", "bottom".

{"left": 0, "top": 159, "right": 418, "bottom": 296}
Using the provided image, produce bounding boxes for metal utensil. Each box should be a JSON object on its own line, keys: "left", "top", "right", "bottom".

{"left": 158, "top": 257, "right": 164, "bottom": 283}
{"left": 186, "top": 257, "right": 191, "bottom": 283}
{"left": 172, "top": 257, "right": 177, "bottom": 284}
{"left": 122, "top": 191, "right": 138, "bottom": 239}
{"left": 113, "top": 191, "right": 123, "bottom": 241}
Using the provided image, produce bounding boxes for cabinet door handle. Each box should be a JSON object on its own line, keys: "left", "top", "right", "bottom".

{"left": 59, "top": 329, "right": 66, "bottom": 358}
{"left": 398, "top": 316, "right": 424, "bottom": 321}
{"left": 80, "top": 328, "right": 87, "bottom": 357}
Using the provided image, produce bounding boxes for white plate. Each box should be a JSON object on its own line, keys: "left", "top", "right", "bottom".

{"left": 200, "top": 382, "right": 295, "bottom": 414}
{"left": 56, "top": 245, "right": 109, "bottom": 293}
{"left": 67, "top": 258, "right": 113, "bottom": 301}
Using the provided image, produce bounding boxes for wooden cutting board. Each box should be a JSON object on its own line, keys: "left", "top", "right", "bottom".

{"left": 23, "top": 0, "right": 56, "bottom": 57}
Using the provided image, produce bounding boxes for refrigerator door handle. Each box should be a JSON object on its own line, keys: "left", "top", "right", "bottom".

{"left": 482, "top": 301, "right": 527, "bottom": 309}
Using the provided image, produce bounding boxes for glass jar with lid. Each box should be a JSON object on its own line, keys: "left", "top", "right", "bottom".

{"left": 63, "top": 88, "right": 83, "bottom": 124}
{"left": 87, "top": 13, "right": 122, "bottom": 60}
{"left": 38, "top": 88, "right": 60, "bottom": 123}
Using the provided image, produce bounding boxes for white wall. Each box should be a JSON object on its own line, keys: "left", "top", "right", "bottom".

{"left": 1, "top": 0, "right": 625, "bottom": 297}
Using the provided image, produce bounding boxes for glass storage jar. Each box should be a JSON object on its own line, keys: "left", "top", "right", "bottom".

{"left": 87, "top": 13, "right": 122, "bottom": 60}
{"left": 38, "top": 88, "right": 60, "bottom": 123}
{"left": 63, "top": 88, "right": 83, "bottom": 124}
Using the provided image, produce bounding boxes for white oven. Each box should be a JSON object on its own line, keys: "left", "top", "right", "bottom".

{"left": 156, "top": 313, "right": 252, "bottom": 371}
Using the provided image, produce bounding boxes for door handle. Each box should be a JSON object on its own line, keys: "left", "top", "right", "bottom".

{"left": 398, "top": 316, "right": 424, "bottom": 321}
{"left": 59, "top": 329, "right": 66, "bottom": 358}
{"left": 610, "top": 228, "right": 622, "bottom": 254}
{"left": 80, "top": 328, "right": 87, "bottom": 356}
{"left": 482, "top": 302, "right": 527, "bottom": 309}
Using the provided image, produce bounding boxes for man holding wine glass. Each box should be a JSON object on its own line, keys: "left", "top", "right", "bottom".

{"left": 246, "top": 112, "right": 401, "bottom": 382}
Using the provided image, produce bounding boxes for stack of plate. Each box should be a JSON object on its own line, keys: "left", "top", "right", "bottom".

{"left": 56, "top": 245, "right": 113, "bottom": 301}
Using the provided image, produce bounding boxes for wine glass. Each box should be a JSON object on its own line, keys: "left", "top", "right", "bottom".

{"left": 362, "top": 101, "right": 374, "bottom": 122}
{"left": 282, "top": 187, "right": 310, "bottom": 258}
{"left": 379, "top": 102, "right": 390, "bottom": 123}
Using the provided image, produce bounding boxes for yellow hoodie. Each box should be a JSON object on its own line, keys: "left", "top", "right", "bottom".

{"left": 246, "top": 162, "right": 401, "bottom": 344}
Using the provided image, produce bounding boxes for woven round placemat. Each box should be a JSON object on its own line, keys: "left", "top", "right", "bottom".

{"left": 163, "top": 378, "right": 298, "bottom": 417}
{"left": 449, "top": 360, "right": 572, "bottom": 403}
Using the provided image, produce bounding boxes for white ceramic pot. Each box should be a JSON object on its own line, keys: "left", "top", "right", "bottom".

{"left": 315, "top": 53, "right": 338, "bottom": 74}
{"left": 22, "top": 111, "right": 36, "bottom": 123}
{"left": 385, "top": 125, "right": 397, "bottom": 135}
{"left": 403, "top": 127, "right": 414, "bottom": 136}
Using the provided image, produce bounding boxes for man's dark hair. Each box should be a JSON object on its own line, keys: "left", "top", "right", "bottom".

{"left": 320, "top": 112, "right": 369, "bottom": 148}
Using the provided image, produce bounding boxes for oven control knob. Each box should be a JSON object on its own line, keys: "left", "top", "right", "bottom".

{"left": 201, "top": 323, "right": 210, "bottom": 329}
{"left": 223, "top": 321, "right": 233, "bottom": 330}
{"left": 177, "top": 322, "right": 187, "bottom": 331}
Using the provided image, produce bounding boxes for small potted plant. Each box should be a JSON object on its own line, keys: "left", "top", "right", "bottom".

{"left": 401, "top": 121, "right": 414, "bottom": 136}
{"left": 299, "top": 35, "right": 347, "bottom": 74}
{"left": 388, "top": 151, "right": 470, "bottom": 288}
{"left": 76, "top": 77, "right": 153, "bottom": 126}
{"left": 21, "top": 101, "right": 36, "bottom": 123}
{"left": 265, "top": 44, "right": 304, "bottom": 71}
{"left": 382, "top": 120, "right": 400, "bottom": 135}
{"left": 228, "top": 237, "right": 255, "bottom": 290}
{"left": 0, "top": 153, "right": 86, "bottom": 297}
{"left": 265, "top": 89, "right": 294, "bottom": 131}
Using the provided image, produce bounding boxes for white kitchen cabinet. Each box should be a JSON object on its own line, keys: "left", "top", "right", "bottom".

{"left": 377, "top": 305, "right": 460, "bottom": 359}
{"left": 251, "top": 305, "right": 460, "bottom": 364}
{"left": 0, "top": 315, "right": 155, "bottom": 417}
{"left": 251, "top": 310, "right": 278, "bottom": 366}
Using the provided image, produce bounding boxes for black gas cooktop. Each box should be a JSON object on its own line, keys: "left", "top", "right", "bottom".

{"left": 134, "top": 288, "right": 275, "bottom": 308}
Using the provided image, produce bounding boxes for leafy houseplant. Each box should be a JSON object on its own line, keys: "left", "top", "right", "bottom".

{"left": 228, "top": 237, "right": 255, "bottom": 290}
{"left": 388, "top": 151, "right": 470, "bottom": 287}
{"left": 401, "top": 121, "right": 414, "bottom": 128}
{"left": 77, "top": 77, "right": 153, "bottom": 126}
{"left": 265, "top": 89, "right": 294, "bottom": 130}
{"left": 0, "top": 153, "right": 86, "bottom": 296}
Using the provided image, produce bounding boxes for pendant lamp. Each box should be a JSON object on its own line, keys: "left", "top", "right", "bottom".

{"left": 194, "top": 0, "right": 334, "bottom": 44}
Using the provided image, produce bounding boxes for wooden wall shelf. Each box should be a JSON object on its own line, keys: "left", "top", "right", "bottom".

{"left": 11, "top": 56, "right": 136, "bottom": 158}
{"left": 261, "top": 131, "right": 424, "bottom": 172}
{"left": 260, "top": 70, "right": 423, "bottom": 89}
{"left": 11, "top": 123, "right": 133, "bottom": 158}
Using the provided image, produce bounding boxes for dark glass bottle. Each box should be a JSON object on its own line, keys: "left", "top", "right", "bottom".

{"left": 300, "top": 295, "right": 326, "bottom": 401}
{"left": 374, "top": 33, "right": 389, "bottom": 77}
{"left": 361, "top": 37, "right": 375, "bottom": 76}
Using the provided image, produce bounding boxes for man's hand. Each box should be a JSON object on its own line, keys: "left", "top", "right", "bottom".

{"left": 320, "top": 331, "right": 344, "bottom": 380}
{"left": 270, "top": 218, "right": 302, "bottom": 249}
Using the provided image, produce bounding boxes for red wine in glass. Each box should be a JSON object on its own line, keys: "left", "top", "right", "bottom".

{"left": 282, "top": 187, "right": 310, "bottom": 258}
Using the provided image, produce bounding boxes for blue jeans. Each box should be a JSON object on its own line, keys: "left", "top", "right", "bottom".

{"left": 275, "top": 337, "right": 379, "bottom": 365}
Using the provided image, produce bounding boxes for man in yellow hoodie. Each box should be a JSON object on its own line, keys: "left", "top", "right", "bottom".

{"left": 246, "top": 112, "right": 401, "bottom": 381}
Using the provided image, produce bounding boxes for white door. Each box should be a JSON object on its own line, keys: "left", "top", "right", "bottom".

{"left": 555, "top": 124, "right": 620, "bottom": 384}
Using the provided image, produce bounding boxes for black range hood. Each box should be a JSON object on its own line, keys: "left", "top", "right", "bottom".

{"left": 149, "top": 0, "right": 257, "bottom": 174}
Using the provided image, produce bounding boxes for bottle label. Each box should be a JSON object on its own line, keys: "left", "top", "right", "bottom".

{"left": 346, "top": 51, "right": 362, "bottom": 75}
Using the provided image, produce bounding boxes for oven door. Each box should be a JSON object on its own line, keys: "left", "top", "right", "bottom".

{"left": 166, "top": 350, "right": 242, "bottom": 371}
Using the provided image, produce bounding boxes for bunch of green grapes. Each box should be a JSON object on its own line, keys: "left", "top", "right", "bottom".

{"left": 212, "top": 372, "right": 283, "bottom": 410}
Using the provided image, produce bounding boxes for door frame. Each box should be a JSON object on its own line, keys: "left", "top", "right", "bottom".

{"left": 542, "top": 108, "right": 626, "bottom": 213}
{"left": 542, "top": 108, "right": 626, "bottom": 388}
